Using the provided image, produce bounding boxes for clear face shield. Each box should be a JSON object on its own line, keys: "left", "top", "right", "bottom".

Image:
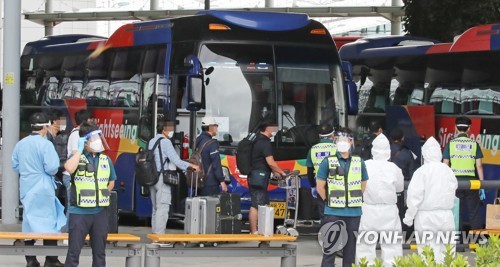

{"left": 334, "top": 132, "right": 354, "bottom": 153}
{"left": 31, "top": 122, "right": 51, "bottom": 137}
{"left": 85, "top": 130, "right": 110, "bottom": 153}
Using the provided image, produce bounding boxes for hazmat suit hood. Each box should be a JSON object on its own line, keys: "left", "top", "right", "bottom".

{"left": 422, "top": 136, "right": 442, "bottom": 164}
{"left": 371, "top": 133, "right": 391, "bottom": 161}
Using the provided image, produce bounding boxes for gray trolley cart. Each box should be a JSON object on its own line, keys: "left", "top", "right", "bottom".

{"left": 272, "top": 170, "right": 300, "bottom": 237}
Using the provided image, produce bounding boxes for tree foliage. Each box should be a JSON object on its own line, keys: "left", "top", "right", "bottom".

{"left": 403, "top": 0, "right": 500, "bottom": 42}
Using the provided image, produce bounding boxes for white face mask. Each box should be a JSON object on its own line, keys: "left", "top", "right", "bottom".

{"left": 337, "top": 141, "right": 351, "bottom": 153}
{"left": 271, "top": 131, "right": 278, "bottom": 138}
{"left": 60, "top": 125, "right": 67, "bottom": 131}
{"left": 89, "top": 139, "right": 105, "bottom": 152}
{"left": 167, "top": 131, "right": 174, "bottom": 139}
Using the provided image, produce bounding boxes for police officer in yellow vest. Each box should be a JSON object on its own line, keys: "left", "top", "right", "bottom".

{"left": 443, "top": 116, "right": 484, "bottom": 230}
{"left": 316, "top": 128, "right": 368, "bottom": 267}
{"left": 64, "top": 122, "right": 116, "bottom": 267}
{"left": 306, "top": 124, "right": 336, "bottom": 217}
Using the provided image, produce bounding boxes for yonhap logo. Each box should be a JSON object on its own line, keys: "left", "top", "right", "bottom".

{"left": 318, "top": 220, "right": 348, "bottom": 255}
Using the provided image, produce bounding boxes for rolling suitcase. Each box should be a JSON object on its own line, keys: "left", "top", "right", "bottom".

{"left": 258, "top": 205, "right": 274, "bottom": 237}
{"left": 217, "top": 193, "right": 242, "bottom": 234}
{"left": 185, "top": 197, "right": 201, "bottom": 234}
{"left": 185, "top": 196, "right": 220, "bottom": 234}
{"left": 199, "top": 196, "right": 219, "bottom": 234}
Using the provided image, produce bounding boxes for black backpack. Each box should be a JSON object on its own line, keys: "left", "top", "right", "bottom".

{"left": 236, "top": 132, "right": 257, "bottom": 175}
{"left": 135, "top": 137, "right": 164, "bottom": 186}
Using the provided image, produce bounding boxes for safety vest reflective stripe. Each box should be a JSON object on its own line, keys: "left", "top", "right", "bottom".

{"left": 326, "top": 156, "right": 363, "bottom": 208}
{"left": 310, "top": 143, "right": 337, "bottom": 172}
{"left": 449, "top": 137, "right": 477, "bottom": 177}
{"left": 73, "top": 154, "right": 111, "bottom": 208}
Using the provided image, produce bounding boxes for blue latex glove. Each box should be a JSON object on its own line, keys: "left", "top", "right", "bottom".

{"left": 479, "top": 189, "right": 486, "bottom": 201}
{"left": 311, "top": 187, "right": 318, "bottom": 199}
{"left": 77, "top": 137, "right": 87, "bottom": 153}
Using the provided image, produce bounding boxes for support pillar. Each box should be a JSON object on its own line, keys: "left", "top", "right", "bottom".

{"left": 45, "top": 0, "right": 54, "bottom": 36}
{"left": 144, "top": 244, "right": 160, "bottom": 267}
{"left": 280, "top": 244, "right": 297, "bottom": 267}
{"left": 2, "top": 0, "right": 21, "bottom": 225}
{"left": 150, "top": 0, "right": 160, "bottom": 10}
{"left": 125, "top": 244, "right": 142, "bottom": 267}
{"left": 391, "top": 0, "right": 402, "bottom": 35}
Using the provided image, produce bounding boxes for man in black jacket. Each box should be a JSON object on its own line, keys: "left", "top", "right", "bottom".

{"left": 390, "top": 127, "right": 418, "bottom": 240}
{"left": 390, "top": 128, "right": 418, "bottom": 181}
{"left": 195, "top": 116, "right": 227, "bottom": 196}
{"left": 359, "top": 120, "right": 383, "bottom": 160}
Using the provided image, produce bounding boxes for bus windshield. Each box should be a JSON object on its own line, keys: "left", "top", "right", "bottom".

{"left": 200, "top": 43, "right": 338, "bottom": 146}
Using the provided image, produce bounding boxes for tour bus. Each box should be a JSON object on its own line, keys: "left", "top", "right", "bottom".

{"left": 339, "top": 23, "right": 500, "bottom": 222}
{"left": 333, "top": 36, "right": 361, "bottom": 50}
{"left": 20, "top": 11, "right": 357, "bottom": 220}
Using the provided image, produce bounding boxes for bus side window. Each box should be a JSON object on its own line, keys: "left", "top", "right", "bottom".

{"left": 393, "top": 84, "right": 413, "bottom": 105}
{"left": 38, "top": 55, "right": 63, "bottom": 105}
{"left": 364, "top": 84, "right": 389, "bottom": 113}
{"left": 84, "top": 53, "right": 111, "bottom": 106}
{"left": 60, "top": 54, "right": 86, "bottom": 99}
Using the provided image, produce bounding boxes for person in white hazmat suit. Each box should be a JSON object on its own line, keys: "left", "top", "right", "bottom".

{"left": 403, "top": 136, "right": 458, "bottom": 263}
{"left": 356, "top": 134, "right": 404, "bottom": 266}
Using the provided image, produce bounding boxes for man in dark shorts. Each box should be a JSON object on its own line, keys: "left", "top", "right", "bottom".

{"left": 248, "top": 120, "right": 286, "bottom": 234}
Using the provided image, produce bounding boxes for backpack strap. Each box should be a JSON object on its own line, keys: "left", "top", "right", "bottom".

{"left": 151, "top": 137, "right": 167, "bottom": 172}
{"left": 197, "top": 139, "right": 216, "bottom": 152}
{"left": 198, "top": 139, "right": 217, "bottom": 176}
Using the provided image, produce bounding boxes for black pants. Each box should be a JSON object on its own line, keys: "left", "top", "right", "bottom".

{"left": 315, "top": 197, "right": 325, "bottom": 220}
{"left": 25, "top": 239, "right": 59, "bottom": 263}
{"left": 456, "top": 189, "right": 482, "bottom": 230}
{"left": 65, "top": 209, "right": 109, "bottom": 267}
{"left": 321, "top": 215, "right": 360, "bottom": 267}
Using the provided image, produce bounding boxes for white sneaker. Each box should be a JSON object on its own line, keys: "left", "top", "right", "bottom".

{"left": 152, "top": 242, "right": 174, "bottom": 248}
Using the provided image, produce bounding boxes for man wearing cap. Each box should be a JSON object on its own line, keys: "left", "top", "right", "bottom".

{"left": 12, "top": 112, "right": 66, "bottom": 267}
{"left": 306, "top": 123, "right": 336, "bottom": 218}
{"left": 316, "top": 127, "right": 368, "bottom": 267}
{"left": 248, "top": 120, "right": 286, "bottom": 234}
{"left": 64, "top": 121, "right": 116, "bottom": 267}
{"left": 195, "top": 116, "right": 227, "bottom": 196}
{"left": 443, "top": 116, "right": 484, "bottom": 231}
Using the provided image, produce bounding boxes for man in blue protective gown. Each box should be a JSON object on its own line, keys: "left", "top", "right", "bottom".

{"left": 12, "top": 112, "right": 66, "bottom": 267}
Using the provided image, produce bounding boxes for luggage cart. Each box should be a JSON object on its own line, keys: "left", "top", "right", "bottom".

{"left": 272, "top": 170, "right": 300, "bottom": 237}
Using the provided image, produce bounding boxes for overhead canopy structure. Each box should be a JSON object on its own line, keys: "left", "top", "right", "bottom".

{"left": 24, "top": 6, "right": 404, "bottom": 25}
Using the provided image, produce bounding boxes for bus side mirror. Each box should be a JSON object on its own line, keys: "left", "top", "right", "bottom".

{"left": 342, "top": 61, "right": 358, "bottom": 115}
{"left": 346, "top": 81, "right": 358, "bottom": 115}
{"left": 186, "top": 75, "right": 203, "bottom": 111}
{"left": 342, "top": 61, "right": 353, "bottom": 80}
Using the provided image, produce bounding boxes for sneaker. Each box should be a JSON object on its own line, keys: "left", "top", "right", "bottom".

{"left": 152, "top": 242, "right": 174, "bottom": 248}
{"left": 26, "top": 260, "right": 41, "bottom": 267}
{"left": 43, "top": 259, "right": 64, "bottom": 267}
